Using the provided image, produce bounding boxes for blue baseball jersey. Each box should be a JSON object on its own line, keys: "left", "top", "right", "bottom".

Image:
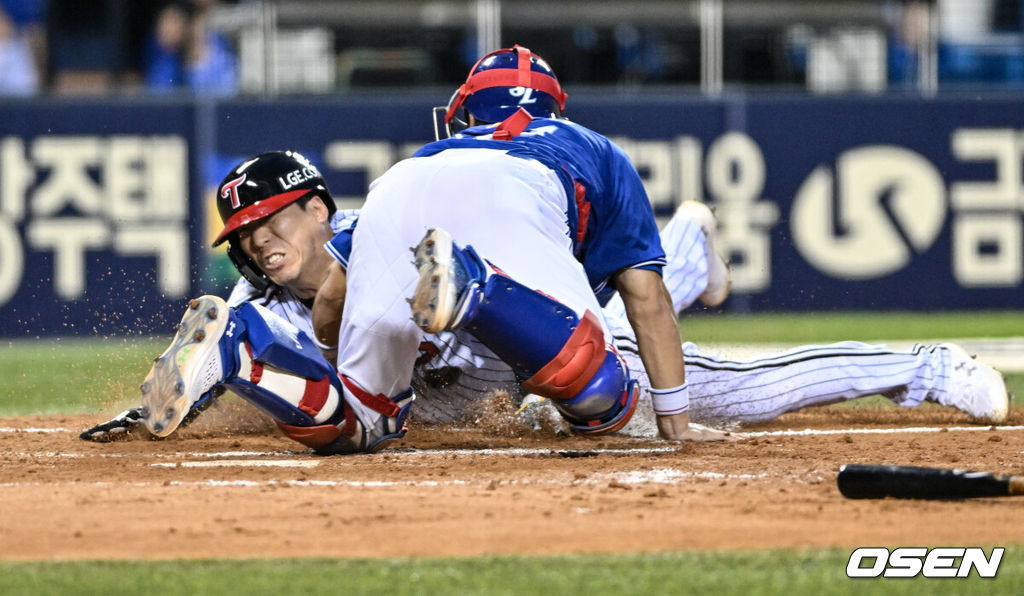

{"left": 412, "top": 117, "right": 666, "bottom": 304}
{"left": 323, "top": 209, "right": 359, "bottom": 269}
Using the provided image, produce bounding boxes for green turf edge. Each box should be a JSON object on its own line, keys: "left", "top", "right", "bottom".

{"left": 1, "top": 548, "right": 1021, "bottom": 596}
{"left": 1, "top": 337, "right": 170, "bottom": 414}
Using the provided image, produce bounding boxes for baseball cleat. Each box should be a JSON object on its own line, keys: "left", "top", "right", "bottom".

{"left": 674, "top": 200, "right": 731, "bottom": 307}
{"left": 941, "top": 343, "right": 1009, "bottom": 423}
{"left": 410, "top": 228, "right": 469, "bottom": 333}
{"left": 140, "top": 295, "right": 231, "bottom": 437}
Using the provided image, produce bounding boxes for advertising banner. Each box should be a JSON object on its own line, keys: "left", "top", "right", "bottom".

{"left": 0, "top": 101, "right": 198, "bottom": 336}
{"left": 2, "top": 94, "right": 1021, "bottom": 336}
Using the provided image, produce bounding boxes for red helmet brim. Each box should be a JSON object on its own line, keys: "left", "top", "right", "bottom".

{"left": 212, "top": 189, "right": 310, "bottom": 246}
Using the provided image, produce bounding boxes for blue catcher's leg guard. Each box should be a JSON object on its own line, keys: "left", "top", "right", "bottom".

{"left": 141, "top": 296, "right": 382, "bottom": 451}
{"left": 410, "top": 228, "right": 638, "bottom": 435}
{"left": 225, "top": 302, "right": 414, "bottom": 454}
{"left": 220, "top": 302, "right": 349, "bottom": 442}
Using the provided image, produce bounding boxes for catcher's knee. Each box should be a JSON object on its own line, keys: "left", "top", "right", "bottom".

{"left": 443, "top": 252, "right": 637, "bottom": 434}
{"left": 523, "top": 324, "right": 639, "bottom": 436}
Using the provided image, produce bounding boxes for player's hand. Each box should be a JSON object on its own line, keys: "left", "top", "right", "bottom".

{"left": 656, "top": 412, "right": 743, "bottom": 442}
{"left": 79, "top": 408, "right": 146, "bottom": 442}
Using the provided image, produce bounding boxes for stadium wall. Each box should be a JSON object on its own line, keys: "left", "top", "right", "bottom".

{"left": 1, "top": 94, "right": 1021, "bottom": 336}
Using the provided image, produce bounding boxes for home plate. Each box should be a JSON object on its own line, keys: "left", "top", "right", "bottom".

{"left": 151, "top": 460, "right": 319, "bottom": 468}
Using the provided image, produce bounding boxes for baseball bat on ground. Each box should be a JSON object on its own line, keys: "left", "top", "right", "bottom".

{"left": 837, "top": 464, "right": 1024, "bottom": 500}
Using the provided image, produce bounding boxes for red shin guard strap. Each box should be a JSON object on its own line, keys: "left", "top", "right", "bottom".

{"left": 297, "top": 376, "right": 331, "bottom": 418}
{"left": 340, "top": 375, "right": 401, "bottom": 417}
{"left": 244, "top": 342, "right": 264, "bottom": 384}
{"left": 522, "top": 310, "right": 605, "bottom": 399}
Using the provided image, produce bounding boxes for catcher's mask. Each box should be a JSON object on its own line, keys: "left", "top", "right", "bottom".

{"left": 213, "top": 150, "right": 336, "bottom": 291}
{"left": 432, "top": 44, "right": 567, "bottom": 140}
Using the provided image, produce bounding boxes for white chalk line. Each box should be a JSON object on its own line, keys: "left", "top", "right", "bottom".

{"left": 7, "top": 423, "right": 1024, "bottom": 439}
{"left": 4, "top": 424, "right": 1023, "bottom": 443}
{"left": 746, "top": 425, "right": 1024, "bottom": 437}
{"left": 5, "top": 450, "right": 299, "bottom": 459}
{"left": 0, "top": 468, "right": 764, "bottom": 490}
{"left": 4, "top": 424, "right": 1022, "bottom": 464}
{"left": 151, "top": 459, "right": 319, "bottom": 469}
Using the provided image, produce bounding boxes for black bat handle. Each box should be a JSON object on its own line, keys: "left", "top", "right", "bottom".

{"left": 838, "top": 464, "right": 1022, "bottom": 500}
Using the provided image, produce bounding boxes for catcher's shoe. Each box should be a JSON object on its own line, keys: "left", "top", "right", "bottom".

{"left": 409, "top": 227, "right": 481, "bottom": 333}
{"left": 941, "top": 343, "right": 1009, "bottom": 423}
{"left": 141, "top": 295, "right": 233, "bottom": 437}
{"left": 674, "top": 200, "right": 730, "bottom": 307}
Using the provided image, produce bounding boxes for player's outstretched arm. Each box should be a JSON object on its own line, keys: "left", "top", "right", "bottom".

{"left": 614, "top": 268, "right": 738, "bottom": 443}
{"left": 80, "top": 386, "right": 223, "bottom": 442}
{"left": 311, "top": 261, "right": 347, "bottom": 363}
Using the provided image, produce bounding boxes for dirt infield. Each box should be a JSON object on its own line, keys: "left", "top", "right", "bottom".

{"left": 2, "top": 403, "right": 1022, "bottom": 561}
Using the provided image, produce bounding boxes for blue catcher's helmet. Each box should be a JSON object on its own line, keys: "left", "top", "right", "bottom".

{"left": 433, "top": 45, "right": 568, "bottom": 139}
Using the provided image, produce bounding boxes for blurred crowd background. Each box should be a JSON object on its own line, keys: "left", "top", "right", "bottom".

{"left": 1, "top": 0, "right": 1023, "bottom": 98}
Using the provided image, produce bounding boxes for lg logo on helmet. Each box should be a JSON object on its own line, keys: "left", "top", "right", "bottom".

{"left": 508, "top": 86, "right": 537, "bottom": 105}
{"left": 279, "top": 167, "right": 319, "bottom": 190}
{"left": 846, "top": 547, "right": 1004, "bottom": 578}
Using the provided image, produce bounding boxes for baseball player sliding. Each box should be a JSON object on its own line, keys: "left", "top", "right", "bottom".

{"left": 81, "top": 47, "right": 1009, "bottom": 449}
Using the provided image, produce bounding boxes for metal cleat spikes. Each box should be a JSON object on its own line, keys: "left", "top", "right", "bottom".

{"left": 140, "top": 295, "right": 230, "bottom": 438}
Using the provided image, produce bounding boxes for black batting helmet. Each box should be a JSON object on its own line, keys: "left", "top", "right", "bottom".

{"left": 213, "top": 150, "right": 336, "bottom": 290}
